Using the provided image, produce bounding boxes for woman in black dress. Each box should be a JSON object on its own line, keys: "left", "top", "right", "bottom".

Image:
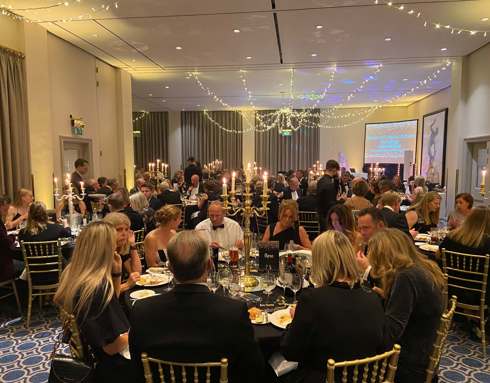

{"left": 54, "top": 221, "right": 134, "bottom": 382}
{"left": 5, "top": 188, "right": 33, "bottom": 230}
{"left": 262, "top": 200, "right": 311, "bottom": 250}
{"left": 281, "top": 230, "right": 384, "bottom": 383}
{"left": 367, "top": 228, "right": 446, "bottom": 383}
{"left": 19, "top": 202, "right": 71, "bottom": 242}
{"left": 405, "top": 191, "right": 441, "bottom": 234}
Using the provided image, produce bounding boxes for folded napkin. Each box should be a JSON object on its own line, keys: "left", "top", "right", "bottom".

{"left": 268, "top": 352, "right": 298, "bottom": 377}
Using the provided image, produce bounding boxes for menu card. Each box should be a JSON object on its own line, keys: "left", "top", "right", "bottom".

{"left": 258, "top": 241, "right": 279, "bottom": 272}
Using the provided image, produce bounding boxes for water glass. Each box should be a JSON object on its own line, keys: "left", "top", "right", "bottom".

{"left": 164, "top": 270, "right": 174, "bottom": 292}
{"left": 290, "top": 273, "right": 303, "bottom": 303}
{"left": 218, "top": 267, "right": 232, "bottom": 295}
{"left": 207, "top": 272, "right": 220, "bottom": 294}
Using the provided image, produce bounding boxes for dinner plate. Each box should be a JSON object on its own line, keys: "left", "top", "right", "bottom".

{"left": 418, "top": 243, "right": 439, "bottom": 253}
{"left": 136, "top": 274, "right": 172, "bottom": 287}
{"left": 269, "top": 308, "right": 293, "bottom": 329}
{"left": 415, "top": 234, "right": 431, "bottom": 241}
{"left": 249, "top": 309, "right": 269, "bottom": 325}
{"left": 147, "top": 267, "right": 166, "bottom": 275}
{"left": 130, "top": 289, "right": 156, "bottom": 300}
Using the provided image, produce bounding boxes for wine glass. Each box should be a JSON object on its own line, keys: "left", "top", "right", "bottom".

{"left": 290, "top": 272, "right": 303, "bottom": 303}
{"left": 262, "top": 267, "right": 276, "bottom": 312}
{"left": 164, "top": 269, "right": 174, "bottom": 292}
{"left": 207, "top": 272, "right": 220, "bottom": 294}
{"left": 218, "top": 267, "right": 232, "bottom": 295}
{"left": 228, "top": 281, "right": 241, "bottom": 299}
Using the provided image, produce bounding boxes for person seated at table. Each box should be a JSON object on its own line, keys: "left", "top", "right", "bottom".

{"left": 103, "top": 213, "right": 141, "bottom": 293}
{"left": 405, "top": 191, "right": 441, "bottom": 235}
{"left": 447, "top": 192, "right": 473, "bottom": 230}
{"left": 273, "top": 174, "right": 287, "bottom": 198}
{"left": 344, "top": 179, "right": 372, "bottom": 211}
{"left": 19, "top": 202, "right": 71, "bottom": 242}
{"left": 195, "top": 201, "right": 244, "bottom": 250}
{"left": 144, "top": 205, "right": 181, "bottom": 266}
{"left": 392, "top": 175, "right": 405, "bottom": 192}
{"left": 262, "top": 200, "right": 311, "bottom": 250}
{"left": 326, "top": 204, "right": 362, "bottom": 250}
{"left": 297, "top": 181, "right": 318, "bottom": 212}
{"left": 108, "top": 190, "right": 144, "bottom": 231}
{"left": 281, "top": 231, "right": 384, "bottom": 383}
{"left": 54, "top": 221, "right": 134, "bottom": 383}
{"left": 129, "top": 177, "right": 145, "bottom": 195}
{"left": 439, "top": 206, "right": 490, "bottom": 339}
{"left": 97, "top": 176, "right": 113, "bottom": 196}
{"left": 5, "top": 188, "right": 33, "bottom": 230}
{"left": 129, "top": 192, "right": 155, "bottom": 233}
{"left": 139, "top": 183, "right": 158, "bottom": 211}
{"left": 378, "top": 192, "right": 411, "bottom": 238}
{"left": 364, "top": 228, "right": 445, "bottom": 383}
{"left": 171, "top": 170, "right": 185, "bottom": 194}
{"left": 0, "top": 195, "right": 23, "bottom": 280}
{"left": 153, "top": 181, "right": 182, "bottom": 211}
{"left": 55, "top": 185, "right": 87, "bottom": 221}
{"left": 283, "top": 177, "right": 302, "bottom": 201}
{"left": 129, "top": 231, "right": 264, "bottom": 383}
{"left": 185, "top": 174, "right": 203, "bottom": 199}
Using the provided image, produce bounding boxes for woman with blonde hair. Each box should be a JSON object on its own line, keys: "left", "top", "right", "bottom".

{"left": 5, "top": 188, "right": 33, "bottom": 229}
{"left": 19, "top": 202, "right": 71, "bottom": 242}
{"left": 367, "top": 228, "right": 445, "bottom": 383}
{"left": 405, "top": 191, "right": 441, "bottom": 233}
{"left": 103, "top": 212, "right": 141, "bottom": 293}
{"left": 144, "top": 204, "right": 182, "bottom": 267}
{"left": 262, "top": 199, "right": 311, "bottom": 250}
{"left": 54, "top": 221, "right": 133, "bottom": 382}
{"left": 281, "top": 231, "right": 384, "bottom": 383}
{"left": 129, "top": 191, "right": 155, "bottom": 232}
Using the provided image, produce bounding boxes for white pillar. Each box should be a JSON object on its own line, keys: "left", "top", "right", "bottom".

{"left": 168, "top": 111, "right": 183, "bottom": 174}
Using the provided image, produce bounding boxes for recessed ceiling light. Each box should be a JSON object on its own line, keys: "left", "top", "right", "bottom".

{"left": 311, "top": 53, "right": 318, "bottom": 57}
{"left": 481, "top": 17, "right": 489, "bottom": 22}
{"left": 279, "top": 83, "right": 283, "bottom": 86}
{"left": 384, "top": 37, "right": 392, "bottom": 42}
{"left": 233, "top": 28, "right": 240, "bottom": 33}
{"left": 148, "top": 93, "right": 152, "bottom": 96}
{"left": 175, "top": 46, "right": 183, "bottom": 50}
{"left": 161, "top": 99, "right": 166, "bottom": 102}
{"left": 403, "top": 78, "right": 408, "bottom": 81}
{"left": 131, "top": 59, "right": 136, "bottom": 62}
{"left": 441, "top": 47, "right": 447, "bottom": 51}
{"left": 246, "top": 56, "right": 252, "bottom": 60}
{"left": 196, "top": 104, "right": 201, "bottom": 107}
{"left": 315, "top": 25, "right": 323, "bottom": 29}
{"left": 165, "top": 85, "right": 170, "bottom": 89}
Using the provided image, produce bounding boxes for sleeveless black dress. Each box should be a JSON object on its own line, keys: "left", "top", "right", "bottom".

{"left": 269, "top": 223, "right": 301, "bottom": 250}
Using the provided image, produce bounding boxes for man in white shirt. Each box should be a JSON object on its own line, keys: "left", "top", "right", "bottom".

{"left": 195, "top": 201, "right": 244, "bottom": 250}
{"left": 283, "top": 177, "right": 302, "bottom": 201}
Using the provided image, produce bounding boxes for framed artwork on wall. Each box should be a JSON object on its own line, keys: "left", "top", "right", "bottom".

{"left": 421, "top": 108, "right": 448, "bottom": 186}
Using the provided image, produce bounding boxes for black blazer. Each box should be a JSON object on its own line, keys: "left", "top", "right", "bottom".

{"left": 299, "top": 177, "right": 308, "bottom": 196}
{"left": 152, "top": 190, "right": 182, "bottom": 211}
{"left": 70, "top": 171, "right": 84, "bottom": 193}
{"left": 380, "top": 207, "right": 411, "bottom": 237}
{"left": 184, "top": 164, "right": 203, "bottom": 185}
{"left": 282, "top": 187, "right": 302, "bottom": 201}
{"left": 129, "top": 284, "right": 264, "bottom": 383}
{"left": 120, "top": 207, "right": 144, "bottom": 231}
{"left": 19, "top": 223, "right": 71, "bottom": 242}
{"left": 316, "top": 175, "right": 339, "bottom": 215}
{"left": 281, "top": 282, "right": 385, "bottom": 383}
{"left": 297, "top": 195, "right": 318, "bottom": 212}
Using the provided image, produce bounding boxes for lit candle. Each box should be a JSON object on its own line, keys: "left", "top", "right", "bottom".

{"left": 263, "top": 172, "right": 268, "bottom": 196}
{"left": 156, "top": 159, "right": 160, "bottom": 171}
{"left": 54, "top": 177, "right": 58, "bottom": 190}
{"left": 148, "top": 162, "right": 151, "bottom": 172}
{"left": 482, "top": 169, "right": 487, "bottom": 187}
{"left": 246, "top": 162, "right": 252, "bottom": 183}
{"left": 80, "top": 181, "right": 84, "bottom": 191}
{"left": 231, "top": 171, "right": 236, "bottom": 193}
{"left": 222, "top": 177, "right": 228, "bottom": 195}
{"left": 165, "top": 164, "right": 168, "bottom": 177}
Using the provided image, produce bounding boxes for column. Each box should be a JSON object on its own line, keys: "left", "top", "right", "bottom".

{"left": 168, "top": 111, "right": 183, "bottom": 174}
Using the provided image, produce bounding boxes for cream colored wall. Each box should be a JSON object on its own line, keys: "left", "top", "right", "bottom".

{"left": 0, "top": 17, "right": 24, "bottom": 52}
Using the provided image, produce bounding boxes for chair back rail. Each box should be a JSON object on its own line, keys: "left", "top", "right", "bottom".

{"left": 298, "top": 211, "right": 320, "bottom": 240}
{"left": 326, "top": 344, "right": 401, "bottom": 383}
{"left": 141, "top": 353, "right": 228, "bottom": 383}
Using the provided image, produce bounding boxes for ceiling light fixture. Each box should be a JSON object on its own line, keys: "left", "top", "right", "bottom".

{"left": 311, "top": 53, "right": 318, "bottom": 57}
{"left": 315, "top": 25, "right": 323, "bottom": 29}
{"left": 384, "top": 37, "right": 392, "bottom": 41}
{"left": 403, "top": 78, "right": 408, "bottom": 81}
{"left": 246, "top": 56, "right": 252, "bottom": 60}
{"left": 148, "top": 93, "right": 152, "bottom": 96}
{"left": 165, "top": 85, "right": 170, "bottom": 89}
{"left": 175, "top": 46, "right": 183, "bottom": 50}
{"left": 481, "top": 17, "right": 489, "bottom": 22}
{"left": 233, "top": 29, "right": 240, "bottom": 33}
{"left": 440, "top": 47, "right": 447, "bottom": 51}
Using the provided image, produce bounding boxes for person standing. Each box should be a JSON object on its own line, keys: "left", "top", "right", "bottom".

{"left": 71, "top": 158, "right": 89, "bottom": 193}
{"left": 317, "top": 160, "right": 342, "bottom": 232}
{"left": 184, "top": 156, "right": 202, "bottom": 186}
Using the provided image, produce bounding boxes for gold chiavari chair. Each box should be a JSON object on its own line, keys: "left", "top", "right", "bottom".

{"left": 0, "top": 278, "right": 22, "bottom": 316}
{"left": 59, "top": 308, "right": 85, "bottom": 361}
{"left": 141, "top": 353, "right": 228, "bottom": 383}
{"left": 441, "top": 249, "right": 489, "bottom": 357}
{"left": 298, "top": 211, "right": 320, "bottom": 240}
{"left": 425, "top": 295, "right": 458, "bottom": 383}
{"left": 134, "top": 229, "right": 146, "bottom": 268}
{"left": 21, "top": 240, "right": 63, "bottom": 327}
{"left": 326, "top": 344, "right": 401, "bottom": 383}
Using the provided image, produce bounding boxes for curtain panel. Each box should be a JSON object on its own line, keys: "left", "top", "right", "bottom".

{"left": 0, "top": 46, "right": 31, "bottom": 198}
{"left": 254, "top": 110, "right": 320, "bottom": 174}
{"left": 181, "top": 111, "right": 243, "bottom": 169}
{"left": 133, "top": 111, "right": 169, "bottom": 169}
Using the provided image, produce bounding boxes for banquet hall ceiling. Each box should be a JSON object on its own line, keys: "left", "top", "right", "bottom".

{"left": 6, "top": 0, "right": 490, "bottom": 110}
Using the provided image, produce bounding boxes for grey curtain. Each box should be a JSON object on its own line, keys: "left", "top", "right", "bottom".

{"left": 0, "top": 46, "right": 31, "bottom": 198}
{"left": 181, "top": 111, "right": 243, "bottom": 169}
{"left": 255, "top": 110, "right": 320, "bottom": 174}
{"left": 133, "top": 111, "right": 169, "bottom": 168}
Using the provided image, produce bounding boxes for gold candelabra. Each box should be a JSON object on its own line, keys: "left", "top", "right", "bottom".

{"left": 221, "top": 178, "right": 269, "bottom": 288}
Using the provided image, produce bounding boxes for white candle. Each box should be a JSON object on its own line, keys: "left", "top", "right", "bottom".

{"left": 222, "top": 178, "right": 227, "bottom": 195}
{"left": 54, "top": 177, "right": 58, "bottom": 189}
{"left": 263, "top": 172, "right": 268, "bottom": 196}
{"left": 80, "top": 181, "right": 84, "bottom": 191}
{"left": 156, "top": 159, "right": 160, "bottom": 171}
{"left": 231, "top": 171, "right": 236, "bottom": 193}
{"left": 246, "top": 162, "right": 252, "bottom": 183}
{"left": 482, "top": 169, "right": 487, "bottom": 187}
{"left": 148, "top": 163, "right": 151, "bottom": 172}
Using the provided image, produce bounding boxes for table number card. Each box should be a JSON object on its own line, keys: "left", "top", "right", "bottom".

{"left": 258, "top": 241, "right": 279, "bottom": 272}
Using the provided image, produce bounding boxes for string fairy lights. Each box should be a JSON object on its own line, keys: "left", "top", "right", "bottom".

{"left": 132, "top": 111, "right": 149, "bottom": 124}
{"left": 376, "top": 0, "right": 489, "bottom": 38}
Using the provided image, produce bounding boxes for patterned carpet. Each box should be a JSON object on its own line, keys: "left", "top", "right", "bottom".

{"left": 0, "top": 296, "right": 488, "bottom": 382}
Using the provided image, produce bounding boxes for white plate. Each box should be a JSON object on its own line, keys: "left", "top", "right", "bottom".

{"left": 276, "top": 278, "right": 310, "bottom": 289}
{"left": 415, "top": 234, "right": 431, "bottom": 241}
{"left": 136, "top": 273, "right": 171, "bottom": 287}
{"left": 7, "top": 230, "right": 19, "bottom": 236}
{"left": 269, "top": 308, "right": 293, "bottom": 329}
{"left": 418, "top": 243, "right": 439, "bottom": 253}
{"left": 147, "top": 267, "right": 165, "bottom": 275}
{"left": 249, "top": 310, "right": 269, "bottom": 325}
{"left": 414, "top": 242, "right": 426, "bottom": 246}
{"left": 130, "top": 289, "right": 156, "bottom": 300}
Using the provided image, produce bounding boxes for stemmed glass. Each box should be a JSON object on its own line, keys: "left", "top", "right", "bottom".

{"left": 164, "top": 269, "right": 174, "bottom": 292}
{"left": 278, "top": 256, "right": 288, "bottom": 298}
{"left": 290, "top": 272, "right": 303, "bottom": 303}
{"left": 218, "top": 267, "right": 232, "bottom": 295}
{"left": 262, "top": 267, "right": 276, "bottom": 312}
{"left": 207, "top": 272, "right": 220, "bottom": 294}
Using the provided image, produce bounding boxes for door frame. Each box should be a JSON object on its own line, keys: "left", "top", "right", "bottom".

{"left": 464, "top": 135, "right": 490, "bottom": 203}
{"left": 59, "top": 136, "right": 93, "bottom": 178}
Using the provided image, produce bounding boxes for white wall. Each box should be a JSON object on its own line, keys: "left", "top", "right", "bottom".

{"left": 0, "top": 17, "right": 24, "bottom": 52}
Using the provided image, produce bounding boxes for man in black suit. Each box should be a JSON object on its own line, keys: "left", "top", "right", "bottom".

{"left": 129, "top": 231, "right": 264, "bottom": 383}
{"left": 282, "top": 177, "right": 302, "bottom": 201}
{"left": 107, "top": 191, "right": 144, "bottom": 231}
{"left": 296, "top": 170, "right": 308, "bottom": 196}
{"left": 317, "top": 160, "right": 341, "bottom": 232}
{"left": 378, "top": 191, "right": 411, "bottom": 238}
{"left": 70, "top": 158, "right": 89, "bottom": 193}
{"left": 184, "top": 156, "right": 203, "bottom": 186}
{"left": 97, "top": 177, "right": 112, "bottom": 196}
{"left": 152, "top": 181, "right": 182, "bottom": 211}
{"left": 297, "top": 181, "right": 318, "bottom": 212}
{"left": 140, "top": 183, "right": 159, "bottom": 209}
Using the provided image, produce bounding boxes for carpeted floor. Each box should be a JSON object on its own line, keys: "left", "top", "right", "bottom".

{"left": 0, "top": 296, "right": 489, "bottom": 382}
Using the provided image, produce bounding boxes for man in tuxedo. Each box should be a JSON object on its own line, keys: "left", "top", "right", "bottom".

{"left": 152, "top": 181, "right": 182, "bottom": 211}
{"left": 378, "top": 191, "right": 411, "bottom": 238}
{"left": 70, "top": 158, "right": 89, "bottom": 193}
{"left": 129, "top": 231, "right": 264, "bottom": 383}
{"left": 140, "top": 183, "right": 159, "bottom": 209}
{"left": 283, "top": 177, "right": 302, "bottom": 201}
{"left": 186, "top": 174, "right": 203, "bottom": 198}
{"left": 296, "top": 170, "right": 308, "bottom": 197}
{"left": 317, "top": 160, "right": 341, "bottom": 232}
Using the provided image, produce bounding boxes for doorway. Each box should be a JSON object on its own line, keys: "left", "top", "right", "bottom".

{"left": 466, "top": 139, "right": 489, "bottom": 203}
{"left": 60, "top": 137, "right": 93, "bottom": 177}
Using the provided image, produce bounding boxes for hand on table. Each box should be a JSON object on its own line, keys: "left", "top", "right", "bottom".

{"left": 127, "top": 272, "right": 141, "bottom": 288}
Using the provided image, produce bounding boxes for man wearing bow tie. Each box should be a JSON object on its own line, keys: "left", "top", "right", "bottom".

{"left": 195, "top": 201, "right": 244, "bottom": 250}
